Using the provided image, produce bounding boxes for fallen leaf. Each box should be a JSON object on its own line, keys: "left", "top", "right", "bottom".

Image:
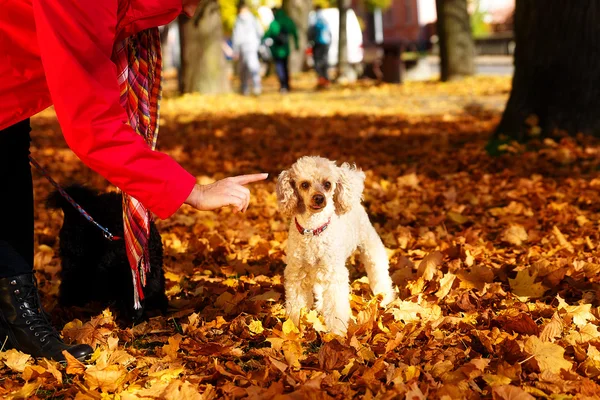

{"left": 552, "top": 226, "right": 574, "bottom": 253}
{"left": 539, "top": 312, "right": 563, "bottom": 342}
{"left": 436, "top": 272, "right": 456, "bottom": 299}
{"left": 557, "top": 295, "right": 596, "bottom": 327}
{"left": 249, "top": 320, "right": 264, "bottom": 334}
{"left": 508, "top": 269, "right": 547, "bottom": 299}
{"left": 523, "top": 336, "right": 572, "bottom": 374}
{"left": 502, "top": 224, "right": 528, "bottom": 246}
{"left": 492, "top": 385, "right": 535, "bottom": 400}
{"left": 84, "top": 364, "right": 128, "bottom": 393}
{"left": 304, "top": 310, "right": 328, "bottom": 332}
{"left": 8, "top": 380, "right": 41, "bottom": 399}
{"left": 1, "top": 349, "right": 31, "bottom": 373}
{"left": 417, "top": 251, "right": 443, "bottom": 281}
{"left": 282, "top": 319, "right": 300, "bottom": 335}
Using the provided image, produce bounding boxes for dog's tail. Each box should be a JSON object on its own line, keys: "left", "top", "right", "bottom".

{"left": 46, "top": 184, "right": 104, "bottom": 212}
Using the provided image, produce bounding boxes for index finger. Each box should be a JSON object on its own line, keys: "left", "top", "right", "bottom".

{"left": 230, "top": 173, "right": 269, "bottom": 185}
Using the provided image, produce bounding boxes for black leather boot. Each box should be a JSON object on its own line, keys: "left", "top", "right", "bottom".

{"left": 0, "top": 274, "right": 93, "bottom": 362}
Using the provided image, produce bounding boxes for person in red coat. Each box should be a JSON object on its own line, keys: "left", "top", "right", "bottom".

{"left": 0, "top": 0, "right": 267, "bottom": 362}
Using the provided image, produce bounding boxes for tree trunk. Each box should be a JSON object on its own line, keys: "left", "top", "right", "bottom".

{"left": 283, "top": 0, "right": 312, "bottom": 73}
{"left": 493, "top": 0, "right": 600, "bottom": 143}
{"left": 435, "top": 0, "right": 475, "bottom": 81}
{"left": 178, "top": 0, "right": 230, "bottom": 94}
{"left": 337, "top": 0, "right": 356, "bottom": 82}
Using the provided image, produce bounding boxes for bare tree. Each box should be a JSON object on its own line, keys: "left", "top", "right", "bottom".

{"left": 435, "top": 0, "right": 475, "bottom": 81}
{"left": 337, "top": 0, "right": 356, "bottom": 81}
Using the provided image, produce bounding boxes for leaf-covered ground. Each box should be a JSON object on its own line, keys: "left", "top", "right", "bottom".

{"left": 3, "top": 75, "right": 600, "bottom": 399}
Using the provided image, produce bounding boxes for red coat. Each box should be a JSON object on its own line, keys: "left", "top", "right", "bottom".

{"left": 0, "top": 0, "right": 196, "bottom": 219}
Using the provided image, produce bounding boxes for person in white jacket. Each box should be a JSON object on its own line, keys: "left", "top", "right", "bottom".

{"left": 232, "top": 2, "right": 264, "bottom": 95}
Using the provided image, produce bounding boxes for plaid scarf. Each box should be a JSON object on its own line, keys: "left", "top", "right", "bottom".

{"left": 113, "top": 28, "right": 163, "bottom": 310}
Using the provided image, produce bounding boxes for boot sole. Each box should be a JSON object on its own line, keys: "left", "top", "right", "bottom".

{"left": 0, "top": 313, "right": 91, "bottom": 363}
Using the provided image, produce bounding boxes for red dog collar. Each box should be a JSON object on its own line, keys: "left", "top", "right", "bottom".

{"left": 295, "top": 217, "right": 331, "bottom": 236}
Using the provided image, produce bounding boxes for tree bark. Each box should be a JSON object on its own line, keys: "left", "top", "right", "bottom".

{"left": 283, "top": 0, "right": 312, "bottom": 73}
{"left": 435, "top": 0, "right": 475, "bottom": 81}
{"left": 337, "top": 0, "right": 356, "bottom": 82}
{"left": 178, "top": 0, "right": 230, "bottom": 94}
{"left": 494, "top": 0, "right": 600, "bottom": 143}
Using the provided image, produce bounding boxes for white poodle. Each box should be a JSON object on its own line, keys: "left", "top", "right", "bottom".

{"left": 276, "top": 156, "right": 396, "bottom": 335}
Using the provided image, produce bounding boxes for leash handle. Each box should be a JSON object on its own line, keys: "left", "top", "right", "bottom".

{"left": 29, "top": 156, "right": 121, "bottom": 242}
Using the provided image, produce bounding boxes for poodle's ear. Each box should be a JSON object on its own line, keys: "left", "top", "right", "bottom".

{"left": 333, "top": 163, "right": 365, "bottom": 215}
{"left": 276, "top": 169, "right": 299, "bottom": 217}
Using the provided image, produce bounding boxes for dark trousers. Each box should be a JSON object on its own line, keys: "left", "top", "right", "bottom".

{"left": 313, "top": 44, "right": 330, "bottom": 80}
{"left": 0, "top": 119, "right": 34, "bottom": 277}
{"left": 274, "top": 57, "right": 290, "bottom": 90}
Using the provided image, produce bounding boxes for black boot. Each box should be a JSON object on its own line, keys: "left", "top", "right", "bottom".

{"left": 0, "top": 274, "right": 93, "bottom": 362}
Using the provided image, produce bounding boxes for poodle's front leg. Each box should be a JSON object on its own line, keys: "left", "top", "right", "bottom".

{"left": 320, "top": 265, "right": 351, "bottom": 336}
{"left": 284, "top": 261, "right": 314, "bottom": 327}
{"left": 359, "top": 223, "right": 396, "bottom": 306}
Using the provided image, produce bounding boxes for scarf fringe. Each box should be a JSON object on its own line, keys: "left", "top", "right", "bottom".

{"left": 115, "top": 27, "right": 163, "bottom": 310}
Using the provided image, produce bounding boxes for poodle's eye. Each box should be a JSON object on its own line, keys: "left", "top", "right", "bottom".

{"left": 300, "top": 182, "right": 310, "bottom": 190}
{"left": 323, "top": 181, "right": 332, "bottom": 190}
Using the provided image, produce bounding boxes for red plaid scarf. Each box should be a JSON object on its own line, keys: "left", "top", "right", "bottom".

{"left": 113, "top": 28, "right": 163, "bottom": 309}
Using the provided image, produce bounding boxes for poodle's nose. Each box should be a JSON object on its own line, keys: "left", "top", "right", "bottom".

{"left": 313, "top": 194, "right": 325, "bottom": 205}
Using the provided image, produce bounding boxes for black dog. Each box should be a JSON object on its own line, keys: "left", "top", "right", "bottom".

{"left": 47, "top": 185, "right": 168, "bottom": 322}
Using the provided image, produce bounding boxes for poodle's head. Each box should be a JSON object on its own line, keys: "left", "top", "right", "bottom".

{"left": 276, "top": 156, "right": 365, "bottom": 217}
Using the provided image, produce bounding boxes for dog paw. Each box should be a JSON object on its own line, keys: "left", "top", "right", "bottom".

{"left": 326, "top": 316, "right": 349, "bottom": 337}
{"left": 378, "top": 290, "right": 397, "bottom": 308}
{"left": 286, "top": 310, "right": 301, "bottom": 327}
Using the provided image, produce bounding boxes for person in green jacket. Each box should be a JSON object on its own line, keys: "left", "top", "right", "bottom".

{"left": 263, "top": 8, "right": 299, "bottom": 92}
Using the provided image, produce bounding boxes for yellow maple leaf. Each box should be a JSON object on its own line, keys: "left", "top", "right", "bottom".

{"left": 84, "top": 364, "right": 128, "bottom": 393}
{"left": 164, "top": 271, "right": 182, "bottom": 282}
{"left": 564, "top": 323, "right": 600, "bottom": 346}
{"left": 539, "top": 312, "right": 564, "bottom": 342}
{"left": 492, "top": 385, "right": 535, "bottom": 400}
{"left": 282, "top": 319, "right": 300, "bottom": 335}
{"left": 147, "top": 365, "right": 185, "bottom": 383}
{"left": 63, "top": 350, "right": 86, "bottom": 376}
{"left": 21, "top": 365, "right": 47, "bottom": 382}
{"left": 341, "top": 358, "right": 355, "bottom": 375}
{"left": 249, "top": 320, "right": 264, "bottom": 335}
{"left": 266, "top": 337, "right": 284, "bottom": 351}
{"left": 508, "top": 269, "right": 547, "bottom": 299}
{"left": 43, "top": 359, "right": 63, "bottom": 384}
{"left": 282, "top": 340, "right": 303, "bottom": 369}
{"left": 523, "top": 336, "right": 572, "bottom": 374}
{"left": 557, "top": 295, "right": 597, "bottom": 327}
{"left": 127, "top": 379, "right": 203, "bottom": 400}
{"left": 9, "top": 380, "right": 41, "bottom": 399}
{"left": 1, "top": 349, "right": 31, "bottom": 372}
{"left": 161, "top": 334, "right": 182, "bottom": 361}
{"left": 304, "top": 310, "right": 328, "bottom": 333}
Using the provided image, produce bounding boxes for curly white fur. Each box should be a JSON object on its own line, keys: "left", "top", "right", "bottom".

{"left": 276, "top": 156, "right": 396, "bottom": 335}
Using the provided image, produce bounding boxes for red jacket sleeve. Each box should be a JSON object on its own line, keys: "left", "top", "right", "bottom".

{"left": 32, "top": 0, "right": 196, "bottom": 219}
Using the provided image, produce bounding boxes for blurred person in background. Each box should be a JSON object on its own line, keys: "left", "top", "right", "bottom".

{"left": 308, "top": 5, "right": 332, "bottom": 89}
{"left": 263, "top": 8, "right": 299, "bottom": 93}
{"left": 232, "top": 1, "right": 264, "bottom": 96}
